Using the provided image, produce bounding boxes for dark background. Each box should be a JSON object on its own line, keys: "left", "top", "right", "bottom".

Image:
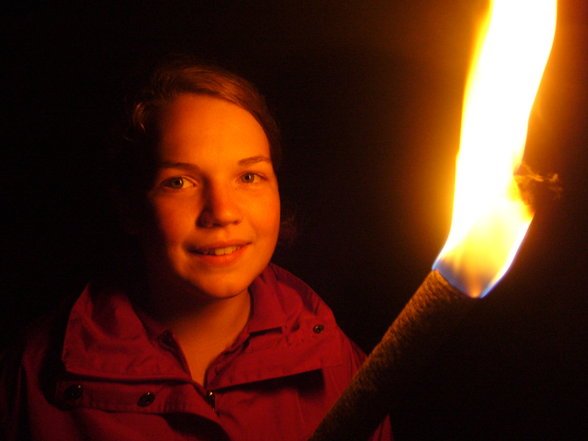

{"left": 4, "top": 1, "right": 587, "bottom": 440}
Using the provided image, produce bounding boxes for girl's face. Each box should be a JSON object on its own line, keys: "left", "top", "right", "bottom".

{"left": 140, "top": 93, "right": 280, "bottom": 302}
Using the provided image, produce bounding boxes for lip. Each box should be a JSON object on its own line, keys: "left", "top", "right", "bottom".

{"left": 186, "top": 242, "right": 250, "bottom": 266}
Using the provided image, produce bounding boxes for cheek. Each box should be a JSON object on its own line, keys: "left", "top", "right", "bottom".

{"left": 257, "top": 194, "right": 281, "bottom": 240}
{"left": 150, "top": 200, "right": 196, "bottom": 243}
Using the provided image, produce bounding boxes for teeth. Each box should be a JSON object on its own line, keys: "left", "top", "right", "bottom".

{"left": 201, "top": 246, "right": 241, "bottom": 256}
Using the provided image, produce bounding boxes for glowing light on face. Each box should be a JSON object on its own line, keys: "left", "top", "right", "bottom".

{"left": 434, "top": 0, "right": 557, "bottom": 297}
{"left": 142, "top": 94, "right": 281, "bottom": 302}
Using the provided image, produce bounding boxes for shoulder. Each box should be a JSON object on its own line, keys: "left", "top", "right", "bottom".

{"left": 259, "top": 263, "right": 367, "bottom": 367}
{"left": 260, "top": 265, "right": 393, "bottom": 441}
{"left": 1, "top": 290, "right": 76, "bottom": 388}
{"left": 261, "top": 263, "right": 337, "bottom": 321}
{"left": 0, "top": 294, "right": 74, "bottom": 440}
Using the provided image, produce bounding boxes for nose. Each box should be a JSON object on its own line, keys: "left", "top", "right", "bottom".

{"left": 197, "top": 183, "right": 242, "bottom": 228}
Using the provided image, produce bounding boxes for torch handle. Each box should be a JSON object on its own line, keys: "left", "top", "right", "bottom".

{"left": 308, "top": 270, "right": 476, "bottom": 441}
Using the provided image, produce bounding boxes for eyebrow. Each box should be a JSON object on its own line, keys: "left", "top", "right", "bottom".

{"left": 159, "top": 156, "right": 272, "bottom": 170}
{"left": 238, "top": 155, "right": 272, "bottom": 166}
{"left": 159, "top": 161, "right": 201, "bottom": 173}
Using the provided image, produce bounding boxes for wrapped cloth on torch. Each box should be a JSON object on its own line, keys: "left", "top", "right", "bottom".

{"left": 308, "top": 271, "right": 476, "bottom": 441}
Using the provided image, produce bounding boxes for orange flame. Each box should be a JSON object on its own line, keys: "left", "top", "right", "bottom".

{"left": 433, "top": 0, "right": 557, "bottom": 297}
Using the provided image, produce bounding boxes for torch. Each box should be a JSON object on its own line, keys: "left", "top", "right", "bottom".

{"left": 309, "top": 1, "right": 558, "bottom": 440}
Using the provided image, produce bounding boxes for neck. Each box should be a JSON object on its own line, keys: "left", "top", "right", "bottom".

{"left": 166, "top": 291, "right": 250, "bottom": 345}
{"left": 135, "top": 281, "right": 251, "bottom": 383}
{"left": 141, "top": 281, "right": 251, "bottom": 340}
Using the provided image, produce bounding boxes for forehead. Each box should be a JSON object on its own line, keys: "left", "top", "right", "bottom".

{"left": 156, "top": 94, "right": 270, "bottom": 161}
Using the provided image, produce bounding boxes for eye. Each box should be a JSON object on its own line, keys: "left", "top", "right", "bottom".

{"left": 161, "top": 176, "right": 195, "bottom": 190}
{"left": 240, "top": 172, "right": 262, "bottom": 184}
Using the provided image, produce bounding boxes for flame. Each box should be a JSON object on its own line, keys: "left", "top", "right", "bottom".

{"left": 433, "top": 0, "right": 557, "bottom": 297}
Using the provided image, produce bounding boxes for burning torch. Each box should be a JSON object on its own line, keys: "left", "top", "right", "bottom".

{"left": 309, "top": 0, "right": 558, "bottom": 440}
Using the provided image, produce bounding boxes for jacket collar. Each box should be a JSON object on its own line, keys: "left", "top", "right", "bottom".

{"left": 61, "top": 285, "right": 188, "bottom": 381}
{"left": 245, "top": 263, "right": 288, "bottom": 334}
{"left": 61, "top": 264, "right": 343, "bottom": 386}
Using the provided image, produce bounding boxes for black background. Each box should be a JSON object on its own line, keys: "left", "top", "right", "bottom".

{"left": 4, "top": 1, "right": 587, "bottom": 440}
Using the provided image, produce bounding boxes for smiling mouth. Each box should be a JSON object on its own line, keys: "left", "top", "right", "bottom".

{"left": 192, "top": 245, "right": 244, "bottom": 256}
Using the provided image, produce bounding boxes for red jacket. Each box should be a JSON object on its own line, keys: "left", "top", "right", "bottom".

{"left": 1, "top": 264, "right": 392, "bottom": 441}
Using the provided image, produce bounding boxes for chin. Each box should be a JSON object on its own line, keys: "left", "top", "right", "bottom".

{"left": 187, "top": 255, "right": 272, "bottom": 297}
{"left": 179, "top": 272, "right": 256, "bottom": 301}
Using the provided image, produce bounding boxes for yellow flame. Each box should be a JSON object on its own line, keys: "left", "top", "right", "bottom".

{"left": 434, "top": 0, "right": 557, "bottom": 297}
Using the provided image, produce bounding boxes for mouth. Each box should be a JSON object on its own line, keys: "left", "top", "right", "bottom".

{"left": 192, "top": 245, "right": 244, "bottom": 256}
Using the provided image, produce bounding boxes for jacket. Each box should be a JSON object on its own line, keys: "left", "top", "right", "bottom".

{"left": 1, "top": 264, "right": 392, "bottom": 441}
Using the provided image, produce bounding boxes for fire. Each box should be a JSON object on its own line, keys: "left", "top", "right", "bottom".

{"left": 433, "top": 0, "right": 557, "bottom": 297}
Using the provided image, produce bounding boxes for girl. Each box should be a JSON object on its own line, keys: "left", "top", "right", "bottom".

{"left": 1, "top": 58, "right": 391, "bottom": 441}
